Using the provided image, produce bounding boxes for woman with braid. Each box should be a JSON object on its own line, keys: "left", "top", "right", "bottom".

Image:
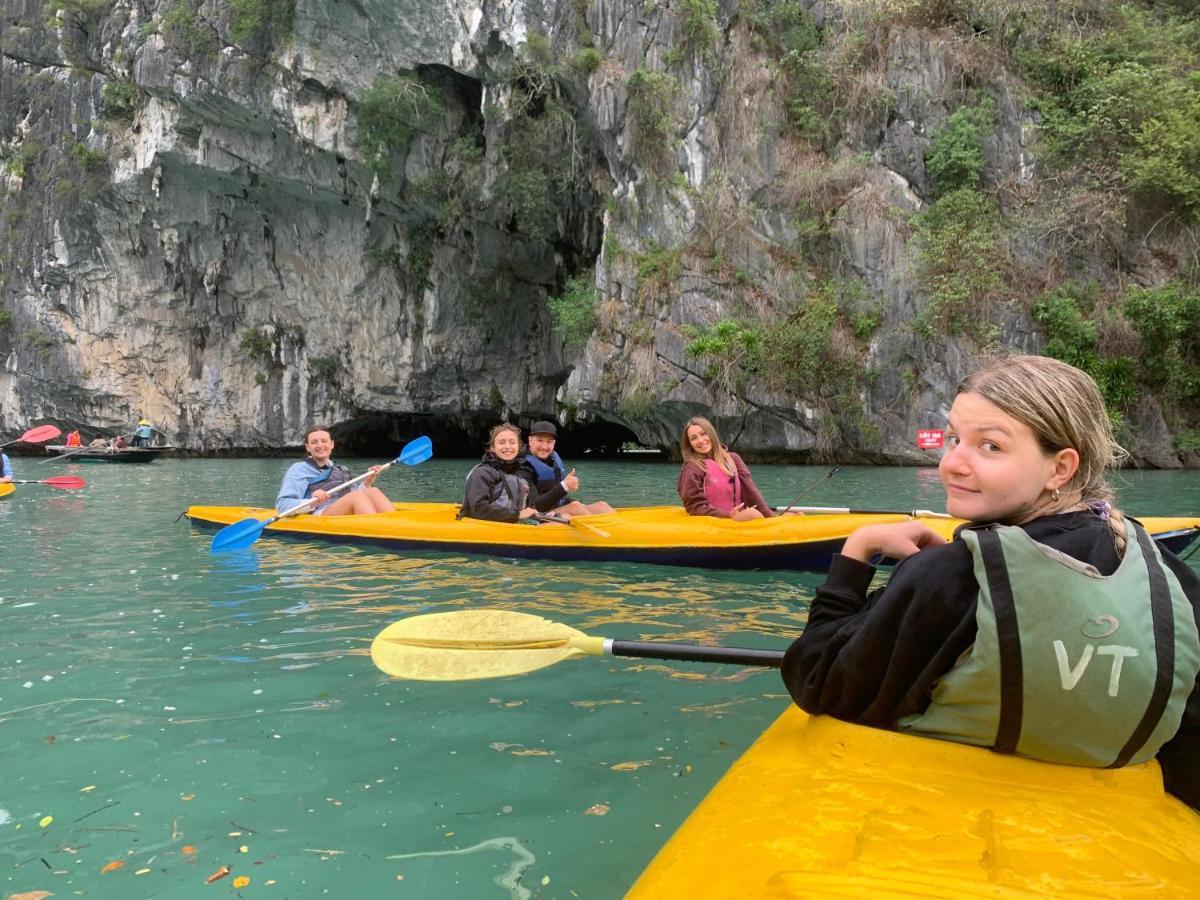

{"left": 782, "top": 355, "right": 1200, "bottom": 812}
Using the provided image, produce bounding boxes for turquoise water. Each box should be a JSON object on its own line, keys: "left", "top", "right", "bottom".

{"left": 1, "top": 457, "right": 1198, "bottom": 898}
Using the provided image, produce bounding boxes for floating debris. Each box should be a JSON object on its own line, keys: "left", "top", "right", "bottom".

{"left": 610, "top": 761, "right": 652, "bottom": 772}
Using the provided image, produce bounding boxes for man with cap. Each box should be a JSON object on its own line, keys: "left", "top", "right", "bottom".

{"left": 524, "top": 421, "right": 615, "bottom": 517}
{"left": 132, "top": 418, "right": 154, "bottom": 448}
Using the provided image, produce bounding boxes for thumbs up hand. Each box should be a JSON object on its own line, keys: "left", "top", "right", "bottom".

{"left": 563, "top": 468, "right": 580, "bottom": 492}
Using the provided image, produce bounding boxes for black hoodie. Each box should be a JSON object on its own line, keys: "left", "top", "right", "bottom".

{"left": 459, "top": 451, "right": 568, "bottom": 522}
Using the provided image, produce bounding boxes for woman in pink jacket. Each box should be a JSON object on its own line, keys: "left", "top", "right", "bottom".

{"left": 676, "top": 417, "right": 776, "bottom": 521}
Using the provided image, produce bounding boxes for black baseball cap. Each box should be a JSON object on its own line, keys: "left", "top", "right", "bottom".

{"left": 529, "top": 420, "right": 557, "bottom": 437}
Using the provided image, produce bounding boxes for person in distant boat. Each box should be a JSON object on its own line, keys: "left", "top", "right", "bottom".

{"left": 782, "top": 355, "right": 1200, "bottom": 813}
{"left": 677, "top": 417, "right": 780, "bottom": 521}
{"left": 523, "top": 421, "right": 615, "bottom": 517}
{"left": 65, "top": 430, "right": 82, "bottom": 447}
{"left": 132, "top": 419, "right": 154, "bottom": 448}
{"left": 89, "top": 437, "right": 108, "bottom": 448}
{"left": 460, "top": 423, "right": 564, "bottom": 524}
{"left": 113, "top": 435, "right": 128, "bottom": 449}
{"left": 0, "top": 450, "right": 12, "bottom": 483}
{"left": 276, "top": 427, "right": 393, "bottom": 517}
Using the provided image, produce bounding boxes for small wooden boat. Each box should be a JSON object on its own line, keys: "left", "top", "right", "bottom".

{"left": 629, "top": 706, "right": 1200, "bottom": 896}
{"left": 46, "top": 445, "right": 174, "bottom": 463}
{"left": 184, "top": 502, "right": 1200, "bottom": 570}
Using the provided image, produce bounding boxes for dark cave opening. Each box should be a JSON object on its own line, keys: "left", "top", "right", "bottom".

{"left": 328, "top": 414, "right": 659, "bottom": 459}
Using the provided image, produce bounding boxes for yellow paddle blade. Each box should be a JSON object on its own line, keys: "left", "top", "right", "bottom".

{"left": 370, "top": 610, "right": 604, "bottom": 681}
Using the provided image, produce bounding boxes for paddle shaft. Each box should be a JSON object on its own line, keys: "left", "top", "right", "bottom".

{"left": 773, "top": 505, "right": 952, "bottom": 518}
{"left": 570, "top": 517, "right": 611, "bottom": 538}
{"left": 777, "top": 465, "right": 842, "bottom": 514}
{"left": 607, "top": 640, "right": 784, "bottom": 667}
{"left": 532, "top": 512, "right": 611, "bottom": 537}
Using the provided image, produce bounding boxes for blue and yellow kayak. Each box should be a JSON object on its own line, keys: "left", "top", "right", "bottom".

{"left": 630, "top": 707, "right": 1200, "bottom": 895}
{"left": 187, "top": 503, "right": 885, "bottom": 569}
{"left": 184, "top": 503, "right": 1200, "bottom": 571}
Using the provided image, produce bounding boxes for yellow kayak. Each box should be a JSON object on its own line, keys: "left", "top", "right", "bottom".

{"left": 185, "top": 503, "right": 1200, "bottom": 571}
{"left": 0, "top": 483, "right": 12, "bottom": 500}
{"left": 630, "top": 706, "right": 1200, "bottom": 896}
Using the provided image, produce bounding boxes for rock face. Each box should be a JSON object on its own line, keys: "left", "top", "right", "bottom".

{"left": 0, "top": 0, "right": 1193, "bottom": 463}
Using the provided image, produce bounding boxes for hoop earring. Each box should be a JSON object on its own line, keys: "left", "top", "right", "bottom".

{"left": 1051, "top": 488, "right": 1061, "bottom": 502}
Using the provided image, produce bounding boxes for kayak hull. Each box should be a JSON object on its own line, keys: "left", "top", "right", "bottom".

{"left": 185, "top": 503, "right": 1200, "bottom": 571}
{"left": 0, "top": 483, "right": 12, "bottom": 500}
{"left": 629, "top": 707, "right": 1200, "bottom": 896}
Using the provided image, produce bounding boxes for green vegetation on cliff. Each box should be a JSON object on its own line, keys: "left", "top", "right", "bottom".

{"left": 548, "top": 274, "right": 598, "bottom": 348}
{"left": 626, "top": 70, "right": 681, "bottom": 176}
{"left": 1019, "top": 4, "right": 1200, "bottom": 222}
{"left": 1033, "top": 278, "right": 1200, "bottom": 438}
{"left": 355, "top": 76, "right": 445, "bottom": 179}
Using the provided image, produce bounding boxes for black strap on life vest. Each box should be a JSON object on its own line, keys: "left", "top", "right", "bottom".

{"left": 1110, "top": 525, "right": 1175, "bottom": 768}
{"left": 304, "top": 461, "right": 351, "bottom": 499}
{"left": 975, "top": 528, "right": 1024, "bottom": 754}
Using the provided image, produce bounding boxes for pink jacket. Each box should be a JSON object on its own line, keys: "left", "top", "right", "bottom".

{"left": 676, "top": 452, "right": 775, "bottom": 518}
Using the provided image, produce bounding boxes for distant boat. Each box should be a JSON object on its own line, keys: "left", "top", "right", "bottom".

{"left": 45, "top": 445, "right": 174, "bottom": 463}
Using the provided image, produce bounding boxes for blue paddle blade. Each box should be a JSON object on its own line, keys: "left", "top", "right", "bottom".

{"left": 211, "top": 515, "right": 272, "bottom": 553}
{"left": 397, "top": 435, "right": 433, "bottom": 466}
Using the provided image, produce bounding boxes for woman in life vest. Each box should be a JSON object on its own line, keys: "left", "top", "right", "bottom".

{"left": 460, "top": 423, "right": 543, "bottom": 523}
{"left": 782, "top": 355, "right": 1200, "bottom": 812}
{"left": 275, "top": 427, "right": 392, "bottom": 516}
{"left": 677, "top": 417, "right": 776, "bottom": 521}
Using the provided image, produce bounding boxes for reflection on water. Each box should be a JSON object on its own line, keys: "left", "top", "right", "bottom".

{"left": 0, "top": 459, "right": 1196, "bottom": 898}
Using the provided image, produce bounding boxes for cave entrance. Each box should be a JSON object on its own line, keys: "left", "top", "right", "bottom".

{"left": 328, "top": 414, "right": 659, "bottom": 459}
{"left": 559, "top": 418, "right": 657, "bottom": 458}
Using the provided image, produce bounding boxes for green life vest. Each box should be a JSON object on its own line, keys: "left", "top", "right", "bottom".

{"left": 898, "top": 521, "right": 1200, "bottom": 768}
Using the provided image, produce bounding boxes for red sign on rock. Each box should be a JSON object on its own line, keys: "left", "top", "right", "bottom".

{"left": 917, "top": 429, "right": 944, "bottom": 450}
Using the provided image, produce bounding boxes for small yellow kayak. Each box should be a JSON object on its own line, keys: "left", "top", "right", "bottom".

{"left": 185, "top": 502, "right": 1200, "bottom": 571}
{"left": 630, "top": 706, "right": 1200, "bottom": 896}
{"left": 0, "top": 483, "right": 12, "bottom": 500}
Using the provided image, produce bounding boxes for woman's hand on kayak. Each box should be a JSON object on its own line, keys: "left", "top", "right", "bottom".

{"left": 840, "top": 521, "right": 946, "bottom": 563}
{"left": 519, "top": 507, "right": 538, "bottom": 519}
{"left": 730, "top": 503, "right": 765, "bottom": 521}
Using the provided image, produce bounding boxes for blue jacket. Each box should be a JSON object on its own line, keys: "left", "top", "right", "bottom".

{"left": 276, "top": 458, "right": 354, "bottom": 514}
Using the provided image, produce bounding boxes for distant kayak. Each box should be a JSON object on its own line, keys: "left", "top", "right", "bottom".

{"left": 184, "top": 502, "right": 1200, "bottom": 571}
{"left": 45, "top": 445, "right": 174, "bottom": 463}
{"left": 0, "top": 483, "right": 12, "bottom": 500}
{"left": 630, "top": 706, "right": 1200, "bottom": 896}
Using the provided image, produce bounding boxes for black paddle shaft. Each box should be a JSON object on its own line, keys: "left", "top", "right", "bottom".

{"left": 609, "top": 640, "right": 784, "bottom": 668}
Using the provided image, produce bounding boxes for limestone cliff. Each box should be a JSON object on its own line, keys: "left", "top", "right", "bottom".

{"left": 0, "top": 0, "right": 1197, "bottom": 463}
